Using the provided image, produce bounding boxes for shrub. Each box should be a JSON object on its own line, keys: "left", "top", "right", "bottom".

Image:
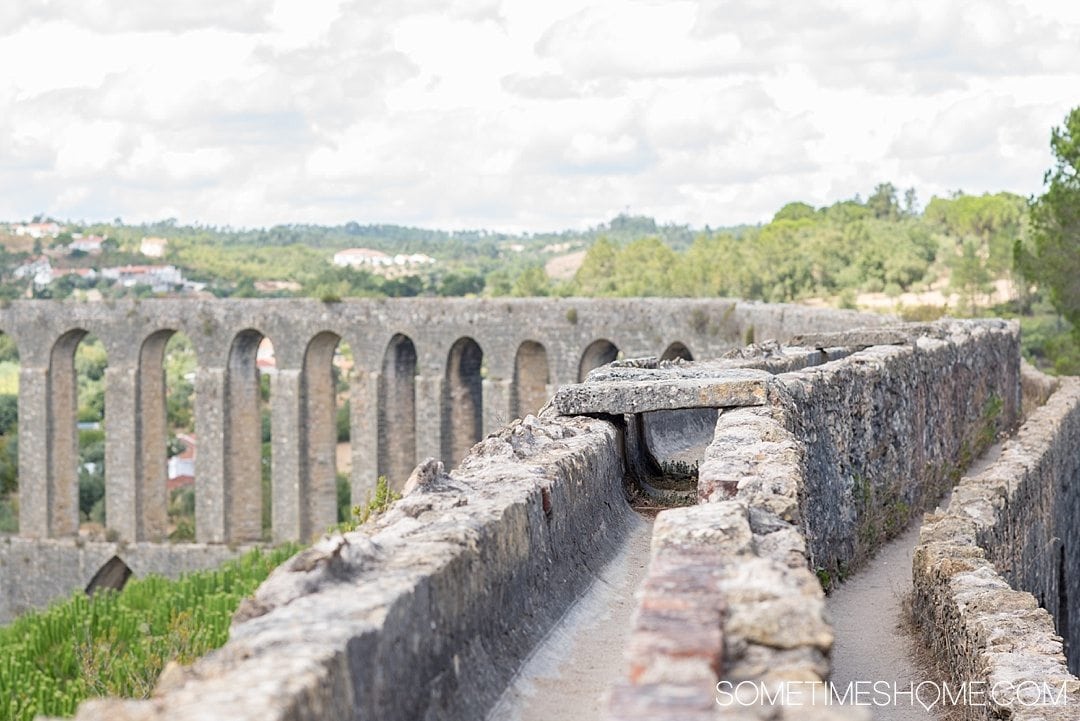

{"left": 0, "top": 544, "right": 302, "bottom": 721}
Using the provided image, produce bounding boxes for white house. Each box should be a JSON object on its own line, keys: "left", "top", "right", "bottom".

{"left": 13, "top": 257, "right": 53, "bottom": 286}
{"left": 140, "top": 237, "right": 168, "bottom": 258}
{"left": 13, "top": 222, "right": 61, "bottom": 239}
{"left": 333, "top": 248, "right": 393, "bottom": 268}
{"left": 68, "top": 234, "right": 104, "bottom": 254}
{"left": 101, "top": 265, "right": 184, "bottom": 292}
{"left": 393, "top": 253, "right": 436, "bottom": 266}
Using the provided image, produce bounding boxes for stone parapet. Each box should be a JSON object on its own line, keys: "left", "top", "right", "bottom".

{"left": 912, "top": 377, "right": 1080, "bottom": 721}
{"left": 781, "top": 319, "right": 1021, "bottom": 581}
{"left": 60, "top": 413, "right": 634, "bottom": 721}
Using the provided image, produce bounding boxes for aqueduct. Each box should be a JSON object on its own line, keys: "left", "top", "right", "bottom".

{"left": 0, "top": 297, "right": 870, "bottom": 619}
{"left": 5, "top": 300, "right": 1079, "bottom": 721}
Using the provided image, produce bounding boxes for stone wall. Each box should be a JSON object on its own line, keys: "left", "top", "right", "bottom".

{"left": 609, "top": 404, "right": 839, "bottom": 720}
{"left": 781, "top": 320, "right": 1021, "bottom": 581}
{"left": 0, "top": 538, "right": 250, "bottom": 623}
{"left": 62, "top": 411, "right": 635, "bottom": 721}
{"left": 912, "top": 378, "right": 1080, "bottom": 720}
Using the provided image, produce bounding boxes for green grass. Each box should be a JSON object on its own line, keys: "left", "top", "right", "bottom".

{"left": 0, "top": 543, "right": 302, "bottom": 721}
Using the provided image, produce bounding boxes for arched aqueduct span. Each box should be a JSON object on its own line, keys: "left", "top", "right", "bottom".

{"left": 0, "top": 297, "right": 872, "bottom": 548}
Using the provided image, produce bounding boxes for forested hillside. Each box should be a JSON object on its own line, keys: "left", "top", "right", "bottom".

{"left": 0, "top": 181, "right": 1076, "bottom": 373}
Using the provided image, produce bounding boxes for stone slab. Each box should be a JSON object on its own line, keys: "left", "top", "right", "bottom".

{"left": 552, "top": 370, "right": 774, "bottom": 415}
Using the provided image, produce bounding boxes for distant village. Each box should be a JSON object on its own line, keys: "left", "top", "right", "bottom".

{"left": 3, "top": 221, "right": 437, "bottom": 299}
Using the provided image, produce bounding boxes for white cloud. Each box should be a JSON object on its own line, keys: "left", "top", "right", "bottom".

{"left": 1, "top": 0, "right": 1079, "bottom": 230}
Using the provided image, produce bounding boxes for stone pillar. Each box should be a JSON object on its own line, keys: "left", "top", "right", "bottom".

{"left": 224, "top": 354, "right": 263, "bottom": 543}
{"left": 351, "top": 368, "right": 379, "bottom": 506}
{"left": 104, "top": 364, "right": 138, "bottom": 542}
{"left": 47, "top": 345, "right": 80, "bottom": 538}
{"left": 415, "top": 373, "right": 443, "bottom": 466}
{"left": 271, "top": 369, "right": 302, "bottom": 543}
{"left": 135, "top": 332, "right": 171, "bottom": 542}
{"left": 301, "top": 361, "right": 337, "bottom": 540}
{"left": 483, "top": 378, "right": 512, "bottom": 436}
{"left": 194, "top": 366, "right": 227, "bottom": 543}
{"left": 17, "top": 366, "right": 49, "bottom": 538}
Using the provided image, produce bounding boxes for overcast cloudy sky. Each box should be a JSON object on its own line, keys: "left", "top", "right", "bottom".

{"left": 2, "top": 0, "right": 1079, "bottom": 232}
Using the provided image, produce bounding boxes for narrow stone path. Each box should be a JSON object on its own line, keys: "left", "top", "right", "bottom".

{"left": 486, "top": 513, "right": 654, "bottom": 721}
{"left": 827, "top": 444, "right": 1002, "bottom": 720}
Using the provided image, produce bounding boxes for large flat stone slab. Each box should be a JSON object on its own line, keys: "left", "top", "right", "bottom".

{"left": 552, "top": 369, "right": 774, "bottom": 415}
{"left": 785, "top": 327, "right": 913, "bottom": 349}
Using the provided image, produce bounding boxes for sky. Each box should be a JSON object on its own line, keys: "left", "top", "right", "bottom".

{"left": 2, "top": 0, "right": 1080, "bottom": 233}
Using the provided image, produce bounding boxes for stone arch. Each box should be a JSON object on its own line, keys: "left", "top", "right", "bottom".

{"left": 442, "top": 337, "right": 483, "bottom": 467}
{"left": 135, "top": 329, "right": 175, "bottom": 541}
{"left": 224, "top": 329, "right": 268, "bottom": 542}
{"left": 299, "top": 331, "right": 342, "bottom": 540}
{"left": 578, "top": 339, "right": 620, "bottom": 382}
{"left": 379, "top": 334, "right": 417, "bottom": 490}
{"left": 512, "top": 340, "right": 549, "bottom": 419}
{"left": 661, "top": 342, "right": 693, "bottom": 362}
{"left": 47, "top": 329, "right": 108, "bottom": 537}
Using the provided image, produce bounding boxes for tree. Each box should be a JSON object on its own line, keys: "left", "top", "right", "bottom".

{"left": 773, "top": 202, "right": 816, "bottom": 222}
{"left": 510, "top": 266, "right": 551, "bottom": 297}
{"left": 903, "top": 187, "right": 919, "bottom": 216}
{"left": 867, "top": 182, "right": 900, "bottom": 221}
{"left": 1029, "top": 106, "right": 1080, "bottom": 337}
{"left": 949, "top": 238, "right": 993, "bottom": 315}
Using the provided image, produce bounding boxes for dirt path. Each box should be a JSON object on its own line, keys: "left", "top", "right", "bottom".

{"left": 827, "top": 443, "right": 1002, "bottom": 720}
{"left": 487, "top": 513, "right": 654, "bottom": 721}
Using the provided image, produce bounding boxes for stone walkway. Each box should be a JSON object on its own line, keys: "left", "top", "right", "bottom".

{"left": 827, "top": 443, "right": 1002, "bottom": 721}
{"left": 486, "top": 513, "right": 654, "bottom": 721}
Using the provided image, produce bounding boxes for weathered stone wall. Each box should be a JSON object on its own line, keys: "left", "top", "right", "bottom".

{"left": 779, "top": 320, "right": 1021, "bottom": 581}
{"left": 62, "top": 412, "right": 634, "bottom": 721}
{"left": 912, "top": 378, "right": 1080, "bottom": 720}
{"left": 609, "top": 404, "right": 839, "bottom": 720}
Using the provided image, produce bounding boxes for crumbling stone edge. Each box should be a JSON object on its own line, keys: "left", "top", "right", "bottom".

{"left": 61, "top": 413, "right": 636, "bottom": 721}
{"left": 912, "top": 377, "right": 1080, "bottom": 721}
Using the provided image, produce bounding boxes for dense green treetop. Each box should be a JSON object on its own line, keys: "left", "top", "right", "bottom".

{"left": 1028, "top": 107, "right": 1080, "bottom": 339}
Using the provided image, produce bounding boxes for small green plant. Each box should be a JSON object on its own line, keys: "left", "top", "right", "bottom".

{"left": 565, "top": 307, "right": 578, "bottom": 325}
{"left": 976, "top": 392, "right": 1004, "bottom": 449}
{"left": 743, "top": 324, "right": 755, "bottom": 346}
{"left": 328, "top": 476, "right": 401, "bottom": 534}
{"left": 320, "top": 292, "right": 342, "bottom": 304}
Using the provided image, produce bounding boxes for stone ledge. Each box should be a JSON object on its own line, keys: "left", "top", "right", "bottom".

{"left": 785, "top": 327, "right": 914, "bottom": 349}
{"left": 912, "top": 378, "right": 1080, "bottom": 721}
{"left": 552, "top": 370, "right": 774, "bottom": 415}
